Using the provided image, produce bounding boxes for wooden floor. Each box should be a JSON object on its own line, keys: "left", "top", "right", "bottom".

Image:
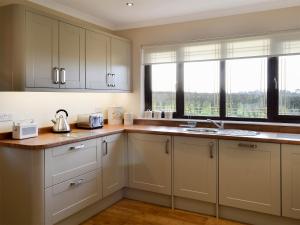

{"left": 81, "top": 199, "right": 246, "bottom": 225}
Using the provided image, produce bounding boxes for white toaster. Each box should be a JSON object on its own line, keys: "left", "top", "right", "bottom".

{"left": 12, "top": 120, "right": 38, "bottom": 140}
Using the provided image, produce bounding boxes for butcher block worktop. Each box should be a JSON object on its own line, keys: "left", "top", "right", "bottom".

{"left": 2, "top": 124, "right": 300, "bottom": 149}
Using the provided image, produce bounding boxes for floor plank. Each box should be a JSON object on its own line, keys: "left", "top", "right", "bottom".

{"left": 80, "top": 199, "right": 246, "bottom": 225}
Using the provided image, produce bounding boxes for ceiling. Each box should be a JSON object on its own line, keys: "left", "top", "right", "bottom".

{"left": 29, "top": 0, "right": 300, "bottom": 30}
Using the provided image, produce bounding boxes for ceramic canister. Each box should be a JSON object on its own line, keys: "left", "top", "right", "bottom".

{"left": 153, "top": 111, "right": 162, "bottom": 119}
{"left": 164, "top": 111, "right": 173, "bottom": 119}
{"left": 124, "top": 112, "right": 134, "bottom": 126}
{"left": 108, "top": 107, "right": 124, "bottom": 125}
{"left": 144, "top": 110, "right": 152, "bottom": 119}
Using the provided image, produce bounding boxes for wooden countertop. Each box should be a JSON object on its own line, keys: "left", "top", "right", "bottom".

{"left": 1, "top": 124, "right": 300, "bottom": 150}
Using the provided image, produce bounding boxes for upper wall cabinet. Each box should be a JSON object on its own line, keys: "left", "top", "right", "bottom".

{"left": 86, "top": 31, "right": 131, "bottom": 91}
{"left": 26, "top": 12, "right": 85, "bottom": 89}
{"left": 0, "top": 4, "right": 131, "bottom": 92}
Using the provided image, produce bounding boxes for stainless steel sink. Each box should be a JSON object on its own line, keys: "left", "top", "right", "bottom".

{"left": 185, "top": 128, "right": 259, "bottom": 136}
{"left": 218, "top": 129, "right": 259, "bottom": 136}
{"left": 185, "top": 127, "right": 219, "bottom": 134}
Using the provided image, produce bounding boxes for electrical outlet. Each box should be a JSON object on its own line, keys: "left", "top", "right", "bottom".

{"left": 0, "top": 113, "right": 13, "bottom": 122}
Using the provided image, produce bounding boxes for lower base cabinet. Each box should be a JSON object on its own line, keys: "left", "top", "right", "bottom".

{"left": 128, "top": 133, "right": 172, "bottom": 195}
{"left": 102, "top": 133, "right": 126, "bottom": 198}
{"left": 219, "top": 140, "right": 281, "bottom": 216}
{"left": 282, "top": 144, "right": 300, "bottom": 220}
{"left": 45, "top": 170, "right": 102, "bottom": 225}
{"left": 174, "top": 136, "right": 217, "bottom": 203}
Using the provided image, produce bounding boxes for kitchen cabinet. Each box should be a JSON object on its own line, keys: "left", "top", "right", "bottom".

{"left": 86, "top": 30, "right": 110, "bottom": 90}
{"left": 26, "top": 11, "right": 59, "bottom": 88}
{"left": 173, "top": 136, "right": 217, "bottom": 203}
{"left": 128, "top": 133, "right": 172, "bottom": 195}
{"left": 58, "top": 22, "right": 85, "bottom": 89}
{"left": 26, "top": 12, "right": 85, "bottom": 89}
{"left": 45, "top": 139, "right": 100, "bottom": 188}
{"left": 102, "top": 133, "right": 126, "bottom": 198}
{"left": 219, "top": 140, "right": 281, "bottom": 215}
{"left": 86, "top": 31, "right": 131, "bottom": 91}
{"left": 110, "top": 37, "right": 131, "bottom": 91}
{"left": 0, "top": 5, "right": 131, "bottom": 92}
{"left": 44, "top": 138, "right": 103, "bottom": 225}
{"left": 282, "top": 144, "right": 300, "bottom": 219}
{"left": 45, "top": 170, "right": 102, "bottom": 225}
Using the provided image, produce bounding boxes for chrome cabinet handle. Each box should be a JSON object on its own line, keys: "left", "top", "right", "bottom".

{"left": 274, "top": 77, "right": 278, "bottom": 90}
{"left": 53, "top": 67, "right": 59, "bottom": 84}
{"left": 60, "top": 68, "right": 66, "bottom": 84}
{"left": 69, "top": 144, "right": 85, "bottom": 150}
{"left": 112, "top": 74, "right": 116, "bottom": 87}
{"left": 70, "top": 178, "right": 84, "bottom": 187}
{"left": 106, "top": 73, "right": 111, "bottom": 87}
{"left": 165, "top": 139, "right": 169, "bottom": 154}
{"left": 238, "top": 143, "right": 257, "bottom": 149}
{"left": 102, "top": 140, "right": 108, "bottom": 156}
{"left": 209, "top": 142, "right": 214, "bottom": 159}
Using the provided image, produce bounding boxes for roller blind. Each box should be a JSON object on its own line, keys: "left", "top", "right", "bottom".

{"left": 142, "top": 30, "right": 300, "bottom": 65}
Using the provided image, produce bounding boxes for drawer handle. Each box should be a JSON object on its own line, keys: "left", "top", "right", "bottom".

{"left": 70, "top": 179, "right": 84, "bottom": 187}
{"left": 165, "top": 139, "right": 169, "bottom": 154}
{"left": 103, "top": 140, "right": 108, "bottom": 156}
{"left": 69, "top": 144, "right": 85, "bottom": 150}
{"left": 238, "top": 143, "right": 257, "bottom": 149}
{"left": 209, "top": 142, "right": 214, "bottom": 159}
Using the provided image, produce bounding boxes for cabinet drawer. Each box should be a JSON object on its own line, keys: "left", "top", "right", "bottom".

{"left": 45, "top": 139, "right": 100, "bottom": 188}
{"left": 45, "top": 170, "right": 102, "bottom": 225}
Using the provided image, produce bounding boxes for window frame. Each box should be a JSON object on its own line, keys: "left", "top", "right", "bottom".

{"left": 144, "top": 56, "right": 300, "bottom": 123}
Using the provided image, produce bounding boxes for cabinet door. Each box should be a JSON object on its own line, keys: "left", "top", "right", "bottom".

{"left": 128, "top": 133, "right": 171, "bottom": 195}
{"left": 26, "top": 12, "right": 59, "bottom": 88}
{"left": 111, "top": 37, "right": 131, "bottom": 91}
{"left": 59, "top": 22, "right": 85, "bottom": 89}
{"left": 102, "top": 133, "right": 125, "bottom": 198}
{"left": 86, "top": 30, "right": 110, "bottom": 90}
{"left": 219, "top": 140, "right": 281, "bottom": 215}
{"left": 282, "top": 144, "right": 300, "bottom": 219}
{"left": 174, "top": 137, "right": 217, "bottom": 203}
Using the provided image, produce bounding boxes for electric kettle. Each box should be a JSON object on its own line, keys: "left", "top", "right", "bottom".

{"left": 51, "top": 109, "right": 71, "bottom": 133}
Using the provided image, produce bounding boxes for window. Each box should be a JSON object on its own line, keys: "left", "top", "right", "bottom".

{"left": 151, "top": 63, "right": 176, "bottom": 112}
{"left": 184, "top": 61, "right": 220, "bottom": 117}
{"left": 279, "top": 55, "right": 300, "bottom": 116}
{"left": 143, "top": 30, "right": 300, "bottom": 122}
{"left": 225, "top": 58, "right": 267, "bottom": 118}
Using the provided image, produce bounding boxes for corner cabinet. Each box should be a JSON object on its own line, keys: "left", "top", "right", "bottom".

{"left": 0, "top": 5, "right": 131, "bottom": 92}
{"left": 128, "top": 133, "right": 172, "bottom": 195}
{"left": 173, "top": 136, "right": 217, "bottom": 203}
{"left": 219, "top": 140, "right": 281, "bottom": 216}
{"left": 86, "top": 31, "right": 131, "bottom": 91}
{"left": 282, "top": 144, "right": 300, "bottom": 220}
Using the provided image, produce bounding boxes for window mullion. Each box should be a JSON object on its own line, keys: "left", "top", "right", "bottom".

{"left": 144, "top": 65, "right": 152, "bottom": 111}
{"left": 220, "top": 61, "right": 226, "bottom": 119}
{"left": 176, "top": 63, "right": 184, "bottom": 118}
{"left": 267, "top": 57, "right": 278, "bottom": 121}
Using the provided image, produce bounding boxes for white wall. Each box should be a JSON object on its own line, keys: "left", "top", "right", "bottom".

{"left": 0, "top": 92, "right": 133, "bottom": 132}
